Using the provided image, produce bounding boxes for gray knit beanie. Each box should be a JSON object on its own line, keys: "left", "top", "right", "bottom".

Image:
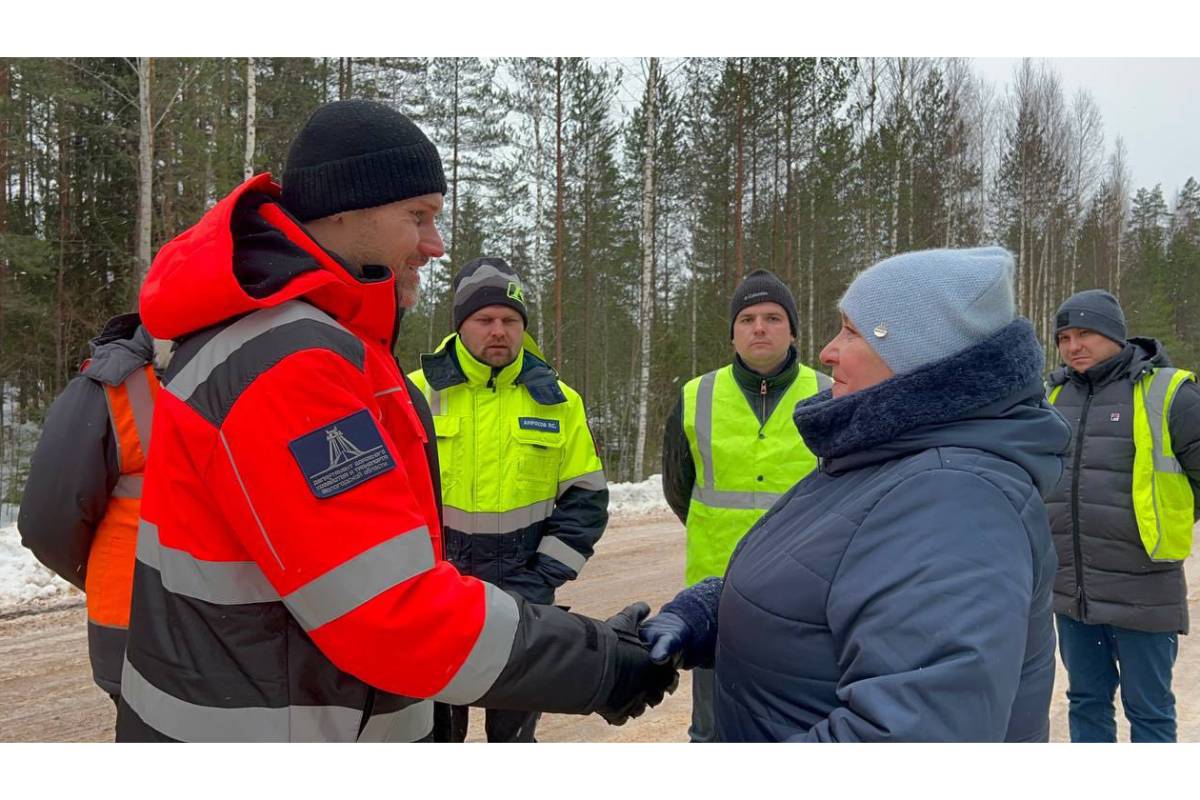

{"left": 1054, "top": 289, "right": 1126, "bottom": 346}
{"left": 452, "top": 257, "right": 528, "bottom": 331}
{"left": 839, "top": 246, "right": 1016, "bottom": 375}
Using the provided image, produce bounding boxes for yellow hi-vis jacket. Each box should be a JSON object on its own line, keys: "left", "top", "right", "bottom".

{"left": 409, "top": 333, "right": 607, "bottom": 604}
{"left": 681, "top": 363, "right": 822, "bottom": 585}
{"left": 1050, "top": 366, "right": 1196, "bottom": 561}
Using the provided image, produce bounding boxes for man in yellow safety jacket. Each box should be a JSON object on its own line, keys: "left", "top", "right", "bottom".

{"left": 1046, "top": 289, "right": 1200, "bottom": 743}
{"left": 660, "top": 268, "right": 830, "bottom": 742}
{"left": 409, "top": 256, "right": 608, "bottom": 743}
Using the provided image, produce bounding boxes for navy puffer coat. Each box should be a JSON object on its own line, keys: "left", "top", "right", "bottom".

{"left": 714, "top": 319, "right": 1070, "bottom": 742}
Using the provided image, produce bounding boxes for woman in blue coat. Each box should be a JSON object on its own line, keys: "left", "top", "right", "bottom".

{"left": 642, "top": 247, "right": 1070, "bottom": 742}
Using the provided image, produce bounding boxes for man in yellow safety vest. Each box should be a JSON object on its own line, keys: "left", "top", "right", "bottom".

{"left": 660, "top": 269, "right": 829, "bottom": 742}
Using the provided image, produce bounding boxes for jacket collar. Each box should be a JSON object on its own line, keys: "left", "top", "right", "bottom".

{"left": 420, "top": 332, "right": 567, "bottom": 405}
{"left": 794, "top": 318, "right": 1047, "bottom": 463}
{"left": 81, "top": 314, "right": 156, "bottom": 386}
{"left": 732, "top": 345, "right": 799, "bottom": 394}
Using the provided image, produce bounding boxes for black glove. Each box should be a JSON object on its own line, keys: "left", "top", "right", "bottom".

{"left": 594, "top": 602, "right": 680, "bottom": 726}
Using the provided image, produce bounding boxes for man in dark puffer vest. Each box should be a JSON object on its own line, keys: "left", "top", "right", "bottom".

{"left": 1045, "top": 289, "right": 1200, "bottom": 743}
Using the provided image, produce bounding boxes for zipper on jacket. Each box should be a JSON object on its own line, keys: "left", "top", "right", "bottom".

{"left": 1070, "top": 384, "right": 1094, "bottom": 618}
{"left": 760, "top": 378, "right": 768, "bottom": 429}
{"left": 487, "top": 367, "right": 499, "bottom": 392}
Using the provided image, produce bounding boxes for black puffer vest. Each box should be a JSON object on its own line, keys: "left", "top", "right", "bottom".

{"left": 1045, "top": 338, "right": 1189, "bottom": 634}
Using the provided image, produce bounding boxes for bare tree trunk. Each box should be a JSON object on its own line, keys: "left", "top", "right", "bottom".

{"left": 806, "top": 58, "right": 819, "bottom": 363}
{"left": 135, "top": 57, "right": 153, "bottom": 295}
{"left": 243, "top": 57, "right": 257, "bottom": 180}
{"left": 450, "top": 59, "right": 461, "bottom": 273}
{"left": 554, "top": 58, "right": 565, "bottom": 367}
{"left": 632, "top": 57, "right": 659, "bottom": 481}
{"left": 529, "top": 59, "right": 547, "bottom": 346}
{"left": 732, "top": 58, "right": 745, "bottom": 287}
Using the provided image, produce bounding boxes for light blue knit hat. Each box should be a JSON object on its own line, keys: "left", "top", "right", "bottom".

{"left": 839, "top": 246, "right": 1016, "bottom": 375}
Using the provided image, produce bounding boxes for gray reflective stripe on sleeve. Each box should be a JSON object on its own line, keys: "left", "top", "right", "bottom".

{"left": 815, "top": 371, "right": 833, "bottom": 391}
{"left": 1144, "top": 369, "right": 1186, "bottom": 475}
{"left": 284, "top": 528, "right": 436, "bottom": 632}
{"left": 431, "top": 582, "right": 520, "bottom": 705}
{"left": 166, "top": 302, "right": 351, "bottom": 400}
{"left": 374, "top": 385, "right": 406, "bottom": 398}
{"left": 535, "top": 535, "right": 586, "bottom": 575}
{"left": 357, "top": 699, "right": 433, "bottom": 743}
{"left": 136, "top": 519, "right": 281, "bottom": 605}
{"left": 692, "top": 485, "right": 783, "bottom": 511}
{"left": 112, "top": 474, "right": 143, "bottom": 499}
{"left": 695, "top": 371, "right": 717, "bottom": 490}
{"left": 220, "top": 430, "right": 286, "bottom": 571}
{"left": 557, "top": 469, "right": 607, "bottom": 497}
{"left": 125, "top": 366, "right": 156, "bottom": 453}
{"left": 443, "top": 498, "right": 556, "bottom": 535}
{"left": 120, "top": 656, "right": 362, "bottom": 742}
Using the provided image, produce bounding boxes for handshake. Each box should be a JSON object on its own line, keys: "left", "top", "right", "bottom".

{"left": 593, "top": 577, "right": 723, "bottom": 726}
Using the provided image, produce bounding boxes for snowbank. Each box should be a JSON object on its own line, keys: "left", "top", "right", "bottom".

{"left": 607, "top": 473, "right": 670, "bottom": 516}
{"left": 0, "top": 522, "right": 76, "bottom": 610}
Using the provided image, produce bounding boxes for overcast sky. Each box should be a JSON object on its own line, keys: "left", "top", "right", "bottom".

{"left": 972, "top": 58, "right": 1199, "bottom": 203}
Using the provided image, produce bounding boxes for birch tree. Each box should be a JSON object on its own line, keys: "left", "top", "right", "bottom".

{"left": 632, "top": 57, "right": 658, "bottom": 481}
{"left": 243, "top": 57, "right": 256, "bottom": 180}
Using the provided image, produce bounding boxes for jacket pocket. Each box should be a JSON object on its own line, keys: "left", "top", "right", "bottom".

{"left": 510, "top": 420, "right": 563, "bottom": 490}
{"left": 433, "top": 415, "right": 463, "bottom": 488}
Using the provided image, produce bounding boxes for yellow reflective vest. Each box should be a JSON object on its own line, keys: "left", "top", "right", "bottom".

{"left": 681, "top": 363, "right": 823, "bottom": 585}
{"left": 408, "top": 333, "right": 606, "bottom": 602}
{"left": 1049, "top": 366, "right": 1196, "bottom": 561}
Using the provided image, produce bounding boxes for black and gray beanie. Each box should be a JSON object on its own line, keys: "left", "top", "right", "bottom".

{"left": 1054, "top": 289, "right": 1127, "bottom": 346}
{"left": 452, "top": 257, "right": 529, "bottom": 331}
{"left": 281, "top": 99, "right": 448, "bottom": 222}
{"left": 729, "top": 269, "right": 799, "bottom": 338}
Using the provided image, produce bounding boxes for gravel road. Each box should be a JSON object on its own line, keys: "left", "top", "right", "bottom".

{"left": 1, "top": 513, "right": 1195, "bottom": 742}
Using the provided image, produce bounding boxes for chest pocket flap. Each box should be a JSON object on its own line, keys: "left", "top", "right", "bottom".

{"left": 433, "top": 414, "right": 461, "bottom": 438}
{"left": 511, "top": 417, "right": 563, "bottom": 486}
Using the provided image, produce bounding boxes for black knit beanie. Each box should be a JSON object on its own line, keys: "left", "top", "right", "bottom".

{"left": 1055, "top": 289, "right": 1127, "bottom": 346}
{"left": 281, "top": 99, "right": 448, "bottom": 222}
{"left": 730, "top": 269, "right": 799, "bottom": 338}
{"left": 452, "top": 257, "right": 529, "bottom": 331}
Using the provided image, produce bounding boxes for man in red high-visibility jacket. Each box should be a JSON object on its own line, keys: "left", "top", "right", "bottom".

{"left": 117, "top": 99, "right": 675, "bottom": 742}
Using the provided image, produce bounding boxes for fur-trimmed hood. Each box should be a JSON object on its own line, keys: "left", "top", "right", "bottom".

{"left": 794, "top": 318, "right": 1070, "bottom": 496}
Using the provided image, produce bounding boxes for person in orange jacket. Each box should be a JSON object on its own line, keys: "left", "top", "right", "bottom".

{"left": 19, "top": 313, "right": 160, "bottom": 702}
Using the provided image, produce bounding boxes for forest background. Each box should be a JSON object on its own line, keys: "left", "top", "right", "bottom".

{"left": 2, "top": 56, "right": 1198, "bottom": 503}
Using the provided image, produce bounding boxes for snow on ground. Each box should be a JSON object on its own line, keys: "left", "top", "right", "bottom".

{"left": 0, "top": 522, "right": 77, "bottom": 611}
{"left": 607, "top": 473, "right": 670, "bottom": 516}
{"left": 0, "top": 477, "right": 670, "bottom": 611}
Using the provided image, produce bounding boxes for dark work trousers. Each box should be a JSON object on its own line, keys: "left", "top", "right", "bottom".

{"left": 1056, "top": 614, "right": 1179, "bottom": 742}
{"left": 439, "top": 704, "right": 540, "bottom": 743}
{"left": 688, "top": 667, "right": 717, "bottom": 742}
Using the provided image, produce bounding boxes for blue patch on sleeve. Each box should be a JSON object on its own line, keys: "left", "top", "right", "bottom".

{"left": 518, "top": 416, "right": 560, "bottom": 433}
{"left": 288, "top": 409, "right": 397, "bottom": 499}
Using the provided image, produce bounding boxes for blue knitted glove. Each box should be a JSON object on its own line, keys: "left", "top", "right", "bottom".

{"left": 639, "top": 577, "right": 723, "bottom": 669}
